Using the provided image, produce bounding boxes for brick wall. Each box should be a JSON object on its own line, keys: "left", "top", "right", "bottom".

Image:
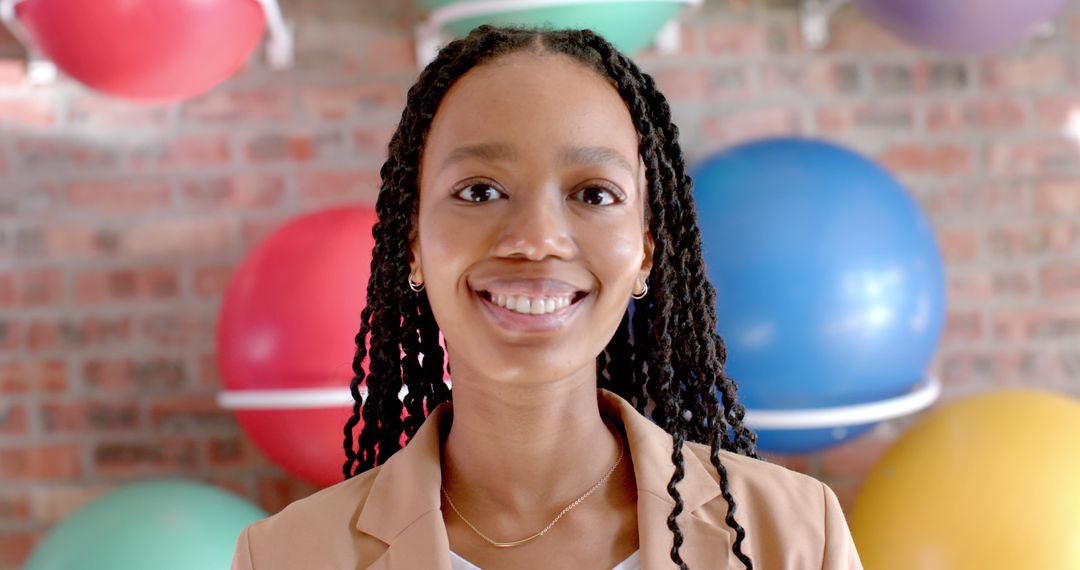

{"left": 2, "top": 0, "right": 1079, "bottom": 566}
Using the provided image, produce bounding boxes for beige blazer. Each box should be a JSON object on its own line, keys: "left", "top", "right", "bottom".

{"left": 231, "top": 389, "right": 863, "bottom": 569}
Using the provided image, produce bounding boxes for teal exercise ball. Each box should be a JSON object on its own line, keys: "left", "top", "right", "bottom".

{"left": 25, "top": 479, "right": 266, "bottom": 570}
{"left": 420, "top": 0, "right": 691, "bottom": 54}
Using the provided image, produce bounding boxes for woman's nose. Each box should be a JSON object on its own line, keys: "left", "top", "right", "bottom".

{"left": 491, "top": 188, "right": 576, "bottom": 261}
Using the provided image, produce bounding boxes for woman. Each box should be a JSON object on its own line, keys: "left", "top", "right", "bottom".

{"left": 231, "top": 26, "right": 863, "bottom": 570}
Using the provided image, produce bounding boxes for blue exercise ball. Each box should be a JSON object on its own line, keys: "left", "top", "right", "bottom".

{"left": 692, "top": 138, "right": 946, "bottom": 454}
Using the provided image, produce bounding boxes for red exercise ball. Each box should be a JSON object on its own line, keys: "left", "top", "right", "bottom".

{"left": 15, "top": 0, "right": 266, "bottom": 101}
{"left": 218, "top": 206, "right": 377, "bottom": 487}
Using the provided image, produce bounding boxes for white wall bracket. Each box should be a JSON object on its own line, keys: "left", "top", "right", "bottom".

{"left": 799, "top": 0, "right": 849, "bottom": 50}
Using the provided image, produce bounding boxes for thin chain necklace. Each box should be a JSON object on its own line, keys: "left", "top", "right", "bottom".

{"left": 440, "top": 421, "right": 625, "bottom": 549}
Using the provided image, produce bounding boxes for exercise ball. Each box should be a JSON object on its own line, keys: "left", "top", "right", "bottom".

{"left": 25, "top": 479, "right": 265, "bottom": 570}
{"left": 693, "top": 137, "right": 945, "bottom": 453}
{"left": 850, "top": 390, "right": 1080, "bottom": 569}
{"left": 420, "top": 0, "right": 694, "bottom": 55}
{"left": 854, "top": 0, "right": 1067, "bottom": 54}
{"left": 218, "top": 206, "right": 376, "bottom": 487}
{"left": 15, "top": 0, "right": 265, "bottom": 101}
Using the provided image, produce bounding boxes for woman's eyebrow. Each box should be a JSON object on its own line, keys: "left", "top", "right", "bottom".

{"left": 440, "top": 143, "right": 517, "bottom": 172}
{"left": 558, "top": 146, "right": 634, "bottom": 174}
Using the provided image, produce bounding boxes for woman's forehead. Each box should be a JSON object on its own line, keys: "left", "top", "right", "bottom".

{"left": 422, "top": 51, "right": 640, "bottom": 165}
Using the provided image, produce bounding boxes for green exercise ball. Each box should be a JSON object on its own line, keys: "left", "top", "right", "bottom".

{"left": 421, "top": 0, "right": 689, "bottom": 54}
{"left": 26, "top": 479, "right": 266, "bottom": 570}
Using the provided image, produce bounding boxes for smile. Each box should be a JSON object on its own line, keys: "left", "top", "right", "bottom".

{"left": 476, "top": 289, "right": 589, "bottom": 332}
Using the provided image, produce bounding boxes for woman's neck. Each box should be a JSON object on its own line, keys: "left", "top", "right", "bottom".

{"left": 439, "top": 366, "right": 623, "bottom": 517}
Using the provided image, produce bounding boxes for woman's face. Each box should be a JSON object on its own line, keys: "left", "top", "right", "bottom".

{"left": 413, "top": 51, "right": 653, "bottom": 387}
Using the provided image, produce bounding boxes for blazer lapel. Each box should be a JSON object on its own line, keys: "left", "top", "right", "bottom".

{"left": 354, "top": 404, "right": 454, "bottom": 570}
{"left": 601, "top": 390, "right": 735, "bottom": 569}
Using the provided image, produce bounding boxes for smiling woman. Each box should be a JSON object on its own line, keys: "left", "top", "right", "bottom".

{"left": 230, "top": 26, "right": 863, "bottom": 570}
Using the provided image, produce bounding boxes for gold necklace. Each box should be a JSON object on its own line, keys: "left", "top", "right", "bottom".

{"left": 440, "top": 422, "right": 625, "bottom": 549}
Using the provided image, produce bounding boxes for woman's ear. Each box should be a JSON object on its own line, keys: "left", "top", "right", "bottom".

{"left": 640, "top": 229, "right": 654, "bottom": 277}
{"left": 408, "top": 228, "right": 423, "bottom": 284}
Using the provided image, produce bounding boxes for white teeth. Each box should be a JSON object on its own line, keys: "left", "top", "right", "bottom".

{"left": 488, "top": 293, "right": 574, "bottom": 315}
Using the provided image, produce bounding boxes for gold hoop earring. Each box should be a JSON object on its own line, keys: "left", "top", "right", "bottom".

{"left": 408, "top": 277, "right": 425, "bottom": 292}
{"left": 632, "top": 281, "right": 648, "bottom": 300}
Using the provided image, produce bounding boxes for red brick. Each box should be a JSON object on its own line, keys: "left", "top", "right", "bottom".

{"left": 878, "top": 143, "right": 973, "bottom": 177}
{"left": 82, "top": 357, "right": 187, "bottom": 393}
{"left": 0, "top": 404, "right": 28, "bottom": 436}
{"left": 651, "top": 68, "right": 710, "bottom": 102}
{"left": 0, "top": 97, "right": 58, "bottom": 127}
{"left": 947, "top": 272, "right": 993, "bottom": 302}
{"left": 138, "top": 311, "right": 209, "bottom": 347}
{"left": 241, "top": 130, "right": 347, "bottom": 163}
{"left": 919, "top": 182, "right": 1026, "bottom": 218}
{"left": 181, "top": 87, "right": 293, "bottom": 123}
{"left": 361, "top": 35, "right": 417, "bottom": 74}
{"left": 943, "top": 310, "right": 983, "bottom": 342}
{"left": 701, "top": 107, "right": 802, "bottom": 149}
{"left": 0, "top": 445, "right": 82, "bottom": 480}
{"left": 1032, "top": 96, "right": 1079, "bottom": 129}
{"left": 198, "top": 352, "right": 223, "bottom": 390}
{"left": 939, "top": 348, "right": 1054, "bottom": 388}
{"left": 25, "top": 316, "right": 133, "bottom": 352}
{"left": 0, "top": 180, "right": 62, "bottom": 219}
{"left": 0, "top": 360, "right": 67, "bottom": 395}
{"left": 300, "top": 83, "right": 406, "bottom": 121}
{"left": 0, "top": 531, "right": 41, "bottom": 568}
{"left": 981, "top": 53, "right": 1068, "bottom": 91}
{"left": 67, "top": 95, "right": 171, "bottom": 129}
{"left": 703, "top": 22, "right": 769, "bottom": 56}
{"left": 926, "top": 98, "right": 1027, "bottom": 132}
{"left": 181, "top": 173, "right": 285, "bottom": 211}
{"left": 0, "top": 59, "right": 26, "bottom": 87}
{"left": 353, "top": 126, "right": 395, "bottom": 157}
{"left": 297, "top": 169, "right": 381, "bottom": 206}
{"left": 149, "top": 394, "right": 236, "bottom": 433}
{"left": 0, "top": 490, "right": 29, "bottom": 524}
{"left": 986, "top": 223, "right": 1075, "bottom": 258}
{"left": 257, "top": 476, "right": 319, "bottom": 514}
{"left": 0, "top": 319, "right": 21, "bottom": 352}
{"left": 0, "top": 273, "right": 13, "bottom": 307}
{"left": 195, "top": 263, "right": 235, "bottom": 298}
{"left": 822, "top": 17, "right": 911, "bottom": 53}
{"left": 761, "top": 61, "right": 860, "bottom": 95}
{"left": 40, "top": 400, "right": 140, "bottom": 433}
{"left": 130, "top": 135, "right": 231, "bottom": 169}
{"left": 992, "top": 271, "right": 1034, "bottom": 297}
{"left": 240, "top": 216, "right": 290, "bottom": 248}
{"left": 1035, "top": 179, "right": 1080, "bottom": 215}
{"left": 93, "top": 438, "right": 199, "bottom": 477}
{"left": 867, "top": 61, "right": 970, "bottom": 95}
{"left": 994, "top": 308, "right": 1080, "bottom": 342}
{"left": 1041, "top": 264, "right": 1080, "bottom": 299}
{"left": 820, "top": 435, "right": 893, "bottom": 479}
{"left": 935, "top": 227, "right": 980, "bottom": 262}
{"left": 17, "top": 267, "right": 64, "bottom": 307}
{"left": 26, "top": 484, "right": 112, "bottom": 525}
{"left": 117, "top": 217, "right": 236, "bottom": 257}
{"left": 986, "top": 139, "right": 1080, "bottom": 175}
{"left": 635, "top": 23, "right": 700, "bottom": 61}
{"left": 73, "top": 266, "right": 179, "bottom": 305}
{"left": 65, "top": 179, "right": 171, "bottom": 213}
{"left": 206, "top": 434, "right": 268, "bottom": 469}
{"left": 15, "top": 137, "right": 117, "bottom": 171}
{"left": 815, "top": 102, "right": 914, "bottom": 134}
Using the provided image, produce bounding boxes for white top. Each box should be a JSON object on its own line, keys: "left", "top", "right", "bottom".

{"left": 450, "top": 549, "right": 642, "bottom": 570}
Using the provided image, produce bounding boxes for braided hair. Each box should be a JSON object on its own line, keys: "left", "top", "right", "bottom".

{"left": 342, "top": 25, "right": 759, "bottom": 569}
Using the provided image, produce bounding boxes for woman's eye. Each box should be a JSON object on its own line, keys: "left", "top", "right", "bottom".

{"left": 571, "top": 186, "right": 621, "bottom": 206}
{"left": 454, "top": 183, "right": 506, "bottom": 203}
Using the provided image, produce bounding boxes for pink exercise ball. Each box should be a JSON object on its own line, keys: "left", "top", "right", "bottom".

{"left": 15, "top": 0, "right": 265, "bottom": 101}
{"left": 218, "top": 206, "right": 376, "bottom": 487}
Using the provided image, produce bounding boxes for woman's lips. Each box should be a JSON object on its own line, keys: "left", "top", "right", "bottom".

{"left": 475, "top": 289, "right": 588, "bottom": 333}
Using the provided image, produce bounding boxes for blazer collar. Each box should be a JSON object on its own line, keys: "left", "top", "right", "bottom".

{"left": 355, "top": 389, "right": 733, "bottom": 569}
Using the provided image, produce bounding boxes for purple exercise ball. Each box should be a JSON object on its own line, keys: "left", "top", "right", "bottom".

{"left": 854, "top": 0, "right": 1067, "bottom": 54}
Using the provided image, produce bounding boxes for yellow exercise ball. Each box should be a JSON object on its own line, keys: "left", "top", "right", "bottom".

{"left": 850, "top": 389, "right": 1080, "bottom": 570}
